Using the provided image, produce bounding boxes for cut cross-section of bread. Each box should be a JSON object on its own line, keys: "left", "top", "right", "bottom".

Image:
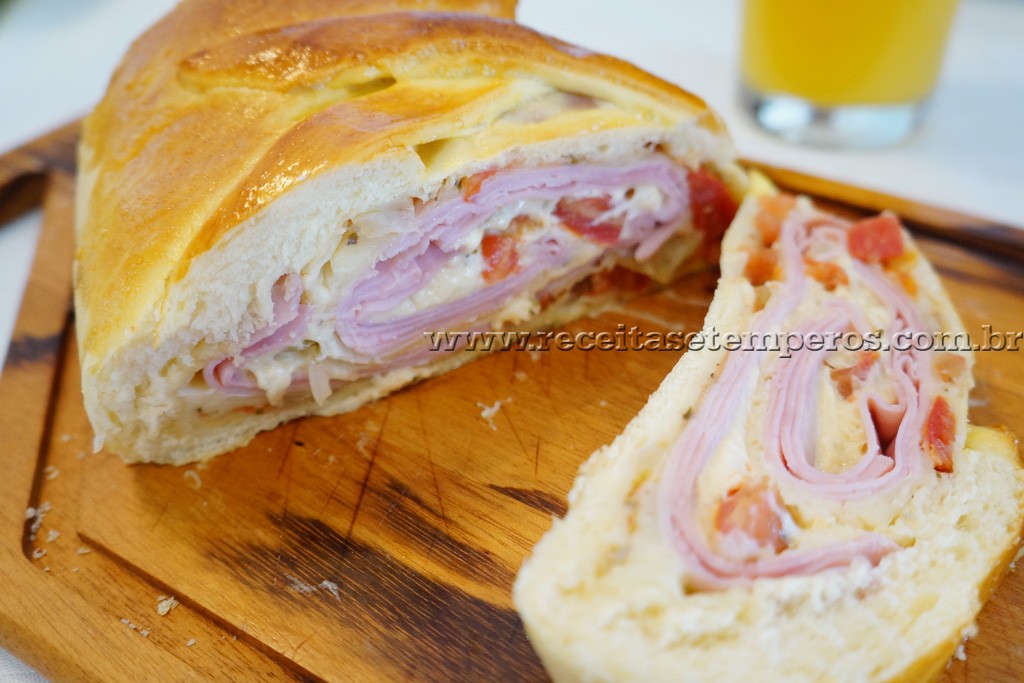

{"left": 74, "top": 0, "right": 746, "bottom": 464}
{"left": 514, "top": 183, "right": 1024, "bottom": 682}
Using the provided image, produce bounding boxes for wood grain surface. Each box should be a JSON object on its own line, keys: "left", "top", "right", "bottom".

{"left": 1, "top": 131, "right": 1022, "bottom": 682}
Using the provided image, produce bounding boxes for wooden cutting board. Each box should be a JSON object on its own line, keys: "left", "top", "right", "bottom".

{"left": 1, "top": 126, "right": 1022, "bottom": 682}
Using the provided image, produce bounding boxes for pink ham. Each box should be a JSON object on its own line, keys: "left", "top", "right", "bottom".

{"left": 203, "top": 159, "right": 694, "bottom": 398}
{"left": 763, "top": 263, "right": 936, "bottom": 499}
{"left": 658, "top": 205, "right": 944, "bottom": 590}
{"left": 204, "top": 273, "right": 311, "bottom": 396}
{"left": 336, "top": 160, "right": 690, "bottom": 358}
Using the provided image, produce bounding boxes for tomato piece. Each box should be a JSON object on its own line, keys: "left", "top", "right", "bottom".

{"left": 714, "top": 482, "right": 788, "bottom": 558}
{"left": 830, "top": 351, "right": 878, "bottom": 400}
{"left": 923, "top": 396, "right": 955, "bottom": 473}
{"left": 754, "top": 194, "right": 796, "bottom": 246}
{"left": 744, "top": 247, "right": 778, "bottom": 286}
{"left": 688, "top": 167, "right": 739, "bottom": 259}
{"left": 848, "top": 213, "right": 905, "bottom": 262}
{"left": 804, "top": 258, "right": 849, "bottom": 291}
{"left": 481, "top": 234, "right": 518, "bottom": 284}
{"left": 460, "top": 168, "right": 497, "bottom": 201}
{"left": 554, "top": 195, "right": 623, "bottom": 245}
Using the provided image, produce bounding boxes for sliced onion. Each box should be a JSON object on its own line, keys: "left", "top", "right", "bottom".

{"left": 352, "top": 199, "right": 416, "bottom": 239}
{"left": 307, "top": 361, "right": 333, "bottom": 405}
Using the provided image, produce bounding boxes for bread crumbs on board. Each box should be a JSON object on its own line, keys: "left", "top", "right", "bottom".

{"left": 183, "top": 470, "right": 202, "bottom": 490}
{"left": 156, "top": 596, "right": 179, "bottom": 616}
{"left": 477, "top": 397, "right": 511, "bottom": 431}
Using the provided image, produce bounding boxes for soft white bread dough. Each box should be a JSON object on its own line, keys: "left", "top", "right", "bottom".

{"left": 74, "top": 0, "right": 744, "bottom": 463}
{"left": 514, "top": 186, "right": 1024, "bottom": 683}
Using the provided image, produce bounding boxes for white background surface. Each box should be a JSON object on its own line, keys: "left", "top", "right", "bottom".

{"left": 0, "top": 0, "right": 1022, "bottom": 677}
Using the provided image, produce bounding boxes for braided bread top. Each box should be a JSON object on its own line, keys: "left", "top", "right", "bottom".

{"left": 75, "top": 0, "right": 724, "bottom": 361}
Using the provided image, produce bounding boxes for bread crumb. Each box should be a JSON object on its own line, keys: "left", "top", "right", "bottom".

{"left": 355, "top": 432, "right": 372, "bottom": 458}
{"left": 186, "top": 638, "right": 196, "bottom": 648}
{"left": 25, "top": 501, "right": 51, "bottom": 540}
{"left": 1011, "top": 544, "right": 1024, "bottom": 570}
{"left": 72, "top": 567, "right": 79, "bottom": 573}
{"left": 183, "top": 470, "right": 202, "bottom": 490}
{"left": 599, "top": 400, "right": 609, "bottom": 408}
{"left": 140, "top": 629, "right": 150, "bottom": 638}
{"left": 32, "top": 548, "right": 47, "bottom": 560}
{"left": 285, "top": 573, "right": 318, "bottom": 594}
{"left": 529, "top": 350, "right": 542, "bottom": 362}
{"left": 77, "top": 546, "right": 92, "bottom": 555}
{"left": 514, "top": 370, "right": 528, "bottom": 382}
{"left": 319, "top": 580, "right": 341, "bottom": 600}
{"left": 59, "top": 433, "right": 72, "bottom": 443}
{"left": 477, "top": 398, "right": 511, "bottom": 431}
{"left": 121, "top": 618, "right": 130, "bottom": 625}
{"left": 951, "top": 624, "right": 977, "bottom": 663}
{"left": 157, "top": 596, "right": 179, "bottom": 616}
{"left": 46, "top": 529, "right": 60, "bottom": 543}
{"left": 286, "top": 574, "right": 343, "bottom": 600}
{"left": 44, "top": 466, "right": 60, "bottom": 481}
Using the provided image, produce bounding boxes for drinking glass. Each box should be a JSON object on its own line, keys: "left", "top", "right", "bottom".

{"left": 740, "top": 0, "right": 959, "bottom": 148}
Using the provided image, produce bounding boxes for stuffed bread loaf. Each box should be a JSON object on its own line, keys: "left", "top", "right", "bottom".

{"left": 514, "top": 182, "right": 1024, "bottom": 682}
{"left": 74, "top": 0, "right": 745, "bottom": 464}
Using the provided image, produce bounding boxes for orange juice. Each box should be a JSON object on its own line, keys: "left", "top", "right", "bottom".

{"left": 741, "top": 0, "right": 958, "bottom": 107}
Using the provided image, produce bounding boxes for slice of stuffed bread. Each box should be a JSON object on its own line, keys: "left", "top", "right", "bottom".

{"left": 514, "top": 181, "right": 1024, "bottom": 682}
{"left": 74, "top": 0, "right": 745, "bottom": 464}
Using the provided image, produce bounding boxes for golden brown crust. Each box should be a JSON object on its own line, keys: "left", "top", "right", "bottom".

{"left": 886, "top": 427, "right": 1024, "bottom": 683}
{"left": 76, "top": 0, "right": 721, "bottom": 366}
{"left": 885, "top": 537, "right": 1023, "bottom": 683}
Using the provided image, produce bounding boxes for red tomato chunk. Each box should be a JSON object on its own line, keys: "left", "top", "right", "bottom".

{"left": 848, "top": 214, "right": 905, "bottom": 262}
{"left": 481, "top": 234, "right": 518, "bottom": 283}
{"left": 553, "top": 195, "right": 623, "bottom": 245}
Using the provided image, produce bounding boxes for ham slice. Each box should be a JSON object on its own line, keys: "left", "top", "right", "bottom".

{"left": 658, "top": 200, "right": 949, "bottom": 589}
{"left": 336, "top": 161, "right": 690, "bottom": 358}
{"left": 203, "top": 159, "right": 697, "bottom": 400}
{"left": 513, "top": 192, "right": 1018, "bottom": 683}
{"left": 203, "top": 274, "right": 311, "bottom": 397}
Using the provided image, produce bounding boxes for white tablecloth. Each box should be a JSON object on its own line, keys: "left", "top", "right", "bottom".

{"left": 1, "top": 0, "right": 1022, "bottom": 677}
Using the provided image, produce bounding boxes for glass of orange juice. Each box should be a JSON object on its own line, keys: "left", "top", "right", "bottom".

{"left": 740, "top": 0, "right": 959, "bottom": 148}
